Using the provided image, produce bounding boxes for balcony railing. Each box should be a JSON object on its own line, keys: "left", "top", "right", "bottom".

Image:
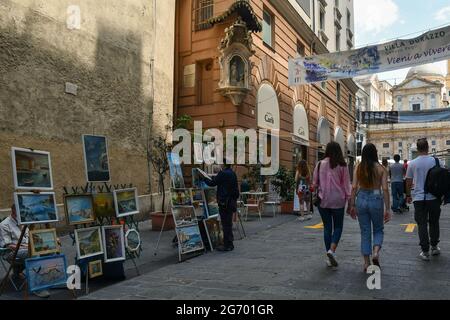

{"left": 318, "top": 0, "right": 328, "bottom": 7}
{"left": 319, "top": 29, "right": 329, "bottom": 44}
{"left": 334, "top": 7, "right": 342, "bottom": 30}
{"left": 346, "top": 28, "right": 353, "bottom": 47}
{"left": 195, "top": 0, "right": 214, "bottom": 31}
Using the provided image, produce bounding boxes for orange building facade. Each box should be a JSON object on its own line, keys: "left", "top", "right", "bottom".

{"left": 174, "top": 0, "right": 358, "bottom": 181}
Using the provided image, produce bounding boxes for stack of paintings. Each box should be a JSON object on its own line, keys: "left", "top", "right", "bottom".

{"left": 11, "top": 147, "right": 59, "bottom": 226}
{"left": 170, "top": 188, "right": 205, "bottom": 261}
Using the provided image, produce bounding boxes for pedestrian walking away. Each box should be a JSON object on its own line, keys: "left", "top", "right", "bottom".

{"left": 312, "top": 142, "right": 352, "bottom": 269}
{"left": 390, "top": 154, "right": 406, "bottom": 214}
{"left": 294, "top": 160, "right": 312, "bottom": 222}
{"left": 350, "top": 143, "right": 391, "bottom": 272}
{"left": 202, "top": 163, "right": 240, "bottom": 252}
{"left": 405, "top": 138, "right": 442, "bottom": 261}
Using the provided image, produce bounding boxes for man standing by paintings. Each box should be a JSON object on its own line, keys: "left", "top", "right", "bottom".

{"left": 201, "top": 163, "right": 239, "bottom": 251}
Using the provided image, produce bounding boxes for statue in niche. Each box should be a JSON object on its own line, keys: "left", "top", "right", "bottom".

{"left": 229, "top": 56, "right": 245, "bottom": 87}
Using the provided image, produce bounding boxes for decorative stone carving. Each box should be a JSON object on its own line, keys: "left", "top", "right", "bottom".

{"left": 218, "top": 17, "right": 255, "bottom": 106}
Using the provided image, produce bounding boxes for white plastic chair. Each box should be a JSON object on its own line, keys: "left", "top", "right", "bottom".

{"left": 243, "top": 197, "right": 262, "bottom": 221}
{"left": 264, "top": 194, "right": 281, "bottom": 218}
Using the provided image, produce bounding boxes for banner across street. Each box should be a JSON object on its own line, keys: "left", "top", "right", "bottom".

{"left": 289, "top": 25, "right": 450, "bottom": 85}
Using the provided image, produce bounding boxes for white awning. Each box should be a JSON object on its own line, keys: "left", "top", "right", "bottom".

{"left": 257, "top": 83, "right": 280, "bottom": 131}
{"left": 317, "top": 117, "right": 330, "bottom": 146}
{"left": 293, "top": 103, "right": 309, "bottom": 146}
{"left": 347, "top": 134, "right": 356, "bottom": 157}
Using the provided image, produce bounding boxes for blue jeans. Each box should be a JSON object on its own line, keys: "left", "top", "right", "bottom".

{"left": 391, "top": 182, "right": 404, "bottom": 211}
{"left": 318, "top": 207, "right": 345, "bottom": 252}
{"left": 356, "top": 190, "right": 384, "bottom": 256}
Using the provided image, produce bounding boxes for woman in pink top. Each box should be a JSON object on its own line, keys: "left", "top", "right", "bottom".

{"left": 312, "top": 142, "right": 352, "bottom": 268}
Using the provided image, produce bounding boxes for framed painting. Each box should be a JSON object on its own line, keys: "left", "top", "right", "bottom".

{"left": 92, "top": 193, "right": 116, "bottom": 218}
{"left": 102, "top": 225, "right": 125, "bottom": 263}
{"left": 203, "top": 188, "right": 219, "bottom": 218}
{"left": 64, "top": 194, "right": 95, "bottom": 225}
{"left": 170, "top": 188, "right": 193, "bottom": 207}
{"left": 125, "top": 229, "right": 141, "bottom": 252}
{"left": 29, "top": 228, "right": 60, "bottom": 256}
{"left": 14, "top": 192, "right": 58, "bottom": 225}
{"left": 167, "top": 152, "right": 185, "bottom": 188}
{"left": 74, "top": 227, "right": 103, "bottom": 260}
{"left": 203, "top": 217, "right": 224, "bottom": 251}
{"left": 11, "top": 147, "right": 54, "bottom": 191}
{"left": 172, "top": 207, "right": 197, "bottom": 227}
{"left": 82, "top": 134, "right": 111, "bottom": 182}
{"left": 175, "top": 224, "right": 204, "bottom": 255}
{"left": 113, "top": 188, "right": 139, "bottom": 218}
{"left": 25, "top": 254, "right": 67, "bottom": 293}
{"left": 88, "top": 260, "right": 103, "bottom": 279}
{"left": 192, "top": 168, "right": 210, "bottom": 189}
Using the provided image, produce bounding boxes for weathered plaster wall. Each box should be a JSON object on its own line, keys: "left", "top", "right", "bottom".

{"left": 0, "top": 0, "right": 175, "bottom": 216}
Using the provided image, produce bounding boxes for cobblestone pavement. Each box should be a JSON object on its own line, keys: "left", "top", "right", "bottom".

{"left": 80, "top": 205, "right": 450, "bottom": 300}
{"left": 0, "top": 211, "right": 294, "bottom": 300}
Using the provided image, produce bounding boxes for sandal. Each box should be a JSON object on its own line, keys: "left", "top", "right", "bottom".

{"left": 372, "top": 254, "right": 381, "bottom": 269}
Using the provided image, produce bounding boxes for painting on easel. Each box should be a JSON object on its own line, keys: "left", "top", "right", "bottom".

{"left": 167, "top": 152, "right": 185, "bottom": 188}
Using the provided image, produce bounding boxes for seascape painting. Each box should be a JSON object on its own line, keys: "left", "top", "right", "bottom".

{"left": 25, "top": 255, "right": 67, "bottom": 293}
{"left": 12, "top": 147, "right": 53, "bottom": 190}
{"left": 15, "top": 192, "right": 58, "bottom": 225}
{"left": 113, "top": 188, "right": 139, "bottom": 217}
{"left": 64, "top": 194, "right": 95, "bottom": 225}
{"left": 176, "top": 224, "right": 204, "bottom": 255}
{"left": 30, "top": 228, "right": 59, "bottom": 256}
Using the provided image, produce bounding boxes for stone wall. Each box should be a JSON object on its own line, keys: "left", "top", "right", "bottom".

{"left": 0, "top": 0, "right": 175, "bottom": 217}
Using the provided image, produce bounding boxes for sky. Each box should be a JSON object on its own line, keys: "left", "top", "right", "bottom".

{"left": 354, "top": 0, "right": 450, "bottom": 85}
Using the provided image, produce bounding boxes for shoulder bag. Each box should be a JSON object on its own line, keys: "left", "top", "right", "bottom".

{"left": 312, "top": 161, "right": 322, "bottom": 207}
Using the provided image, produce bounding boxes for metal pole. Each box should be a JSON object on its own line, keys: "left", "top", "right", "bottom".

{"left": 0, "top": 225, "right": 28, "bottom": 295}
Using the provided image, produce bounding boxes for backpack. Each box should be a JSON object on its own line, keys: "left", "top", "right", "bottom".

{"left": 424, "top": 158, "right": 450, "bottom": 200}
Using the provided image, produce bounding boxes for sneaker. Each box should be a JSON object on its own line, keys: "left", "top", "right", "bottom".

{"left": 326, "top": 250, "right": 338, "bottom": 267}
{"left": 297, "top": 216, "right": 306, "bottom": 222}
{"left": 419, "top": 251, "right": 430, "bottom": 261}
{"left": 33, "top": 290, "right": 50, "bottom": 298}
{"left": 431, "top": 246, "right": 441, "bottom": 256}
{"left": 306, "top": 214, "right": 313, "bottom": 220}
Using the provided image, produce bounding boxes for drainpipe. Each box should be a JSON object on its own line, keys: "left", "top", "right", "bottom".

{"left": 147, "top": 0, "right": 157, "bottom": 210}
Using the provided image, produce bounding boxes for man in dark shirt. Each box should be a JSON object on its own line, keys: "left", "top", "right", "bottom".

{"left": 202, "top": 164, "right": 239, "bottom": 251}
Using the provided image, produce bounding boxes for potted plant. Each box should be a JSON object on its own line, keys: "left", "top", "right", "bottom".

{"left": 270, "top": 166, "right": 295, "bottom": 214}
{"left": 147, "top": 115, "right": 174, "bottom": 231}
